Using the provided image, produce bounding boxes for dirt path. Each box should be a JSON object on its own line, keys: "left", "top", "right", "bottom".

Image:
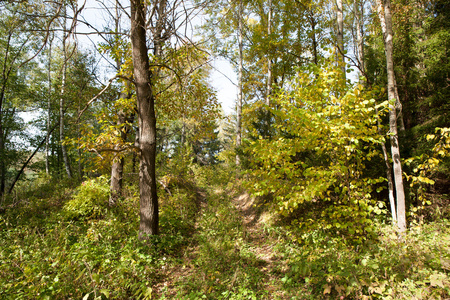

{"left": 232, "top": 192, "right": 275, "bottom": 263}
{"left": 154, "top": 186, "right": 287, "bottom": 299}
{"left": 231, "top": 191, "right": 286, "bottom": 297}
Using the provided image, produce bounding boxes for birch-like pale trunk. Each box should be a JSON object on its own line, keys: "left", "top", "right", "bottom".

{"left": 380, "top": 0, "right": 407, "bottom": 232}
{"left": 375, "top": 0, "right": 397, "bottom": 224}
{"left": 266, "top": 0, "right": 272, "bottom": 107}
{"left": 376, "top": 0, "right": 405, "bottom": 131}
{"left": 236, "top": 0, "right": 243, "bottom": 166}
{"left": 46, "top": 37, "right": 53, "bottom": 175}
{"left": 336, "top": 0, "right": 345, "bottom": 75}
{"left": 354, "top": 0, "right": 364, "bottom": 77}
{"left": 60, "top": 8, "right": 72, "bottom": 179}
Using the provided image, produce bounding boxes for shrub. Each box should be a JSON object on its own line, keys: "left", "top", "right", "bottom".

{"left": 63, "top": 176, "right": 110, "bottom": 220}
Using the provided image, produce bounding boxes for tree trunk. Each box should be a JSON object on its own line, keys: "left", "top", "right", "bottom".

{"left": 109, "top": 2, "right": 128, "bottom": 206}
{"left": 382, "top": 0, "right": 407, "bottom": 232}
{"left": 310, "top": 16, "right": 318, "bottom": 65}
{"left": 46, "top": 36, "right": 53, "bottom": 175}
{"left": 236, "top": 0, "right": 243, "bottom": 165}
{"left": 266, "top": 0, "right": 272, "bottom": 107}
{"left": 376, "top": 106, "right": 397, "bottom": 224}
{"left": 0, "top": 33, "right": 13, "bottom": 196}
{"left": 110, "top": 155, "right": 124, "bottom": 205}
{"left": 130, "top": 0, "right": 158, "bottom": 238}
{"left": 0, "top": 90, "right": 5, "bottom": 196}
{"left": 264, "top": 0, "right": 273, "bottom": 137}
{"left": 336, "top": 0, "right": 345, "bottom": 75}
{"left": 354, "top": 0, "right": 365, "bottom": 78}
{"left": 109, "top": 103, "right": 128, "bottom": 206}
{"left": 376, "top": 0, "right": 405, "bottom": 132}
{"left": 60, "top": 9, "right": 72, "bottom": 179}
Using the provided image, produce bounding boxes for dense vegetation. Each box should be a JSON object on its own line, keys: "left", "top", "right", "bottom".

{"left": 0, "top": 0, "right": 449, "bottom": 298}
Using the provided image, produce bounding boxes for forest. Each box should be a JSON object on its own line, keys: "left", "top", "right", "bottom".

{"left": 0, "top": 0, "right": 449, "bottom": 298}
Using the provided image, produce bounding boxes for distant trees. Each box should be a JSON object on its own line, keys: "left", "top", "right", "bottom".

{"left": 0, "top": 1, "right": 62, "bottom": 195}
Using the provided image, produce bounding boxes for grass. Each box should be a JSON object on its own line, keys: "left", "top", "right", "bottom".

{"left": 0, "top": 165, "right": 449, "bottom": 299}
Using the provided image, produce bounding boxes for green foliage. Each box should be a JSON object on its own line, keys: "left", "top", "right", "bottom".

{"left": 1, "top": 165, "right": 450, "bottom": 299}
{"left": 277, "top": 220, "right": 450, "bottom": 299}
{"left": 0, "top": 171, "right": 201, "bottom": 299}
{"left": 63, "top": 176, "right": 110, "bottom": 220}
{"left": 405, "top": 127, "right": 450, "bottom": 218}
{"left": 244, "top": 61, "right": 386, "bottom": 241}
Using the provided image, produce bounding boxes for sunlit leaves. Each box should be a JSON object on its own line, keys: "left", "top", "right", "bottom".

{"left": 245, "top": 61, "right": 386, "bottom": 238}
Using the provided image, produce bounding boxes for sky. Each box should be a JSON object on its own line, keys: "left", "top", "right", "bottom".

{"left": 77, "top": 0, "right": 238, "bottom": 116}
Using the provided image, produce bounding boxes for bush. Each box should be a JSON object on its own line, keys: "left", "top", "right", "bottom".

{"left": 63, "top": 176, "right": 110, "bottom": 220}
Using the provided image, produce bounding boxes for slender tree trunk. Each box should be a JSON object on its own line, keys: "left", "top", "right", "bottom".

{"left": 46, "top": 37, "right": 53, "bottom": 175}
{"left": 0, "top": 92, "right": 5, "bottom": 196}
{"left": 110, "top": 154, "right": 124, "bottom": 205}
{"left": 376, "top": 106, "right": 397, "bottom": 224}
{"left": 109, "top": 103, "right": 129, "bottom": 206}
{"left": 310, "top": 16, "right": 318, "bottom": 65}
{"left": 236, "top": 0, "right": 243, "bottom": 165}
{"left": 77, "top": 98, "right": 83, "bottom": 179}
{"left": 60, "top": 9, "right": 72, "bottom": 179}
{"left": 264, "top": 0, "right": 273, "bottom": 137}
{"left": 0, "top": 33, "right": 12, "bottom": 196}
{"left": 375, "top": 0, "right": 398, "bottom": 225}
{"left": 266, "top": 0, "right": 272, "bottom": 107}
{"left": 130, "top": 0, "right": 158, "bottom": 238}
{"left": 376, "top": 0, "right": 405, "bottom": 132}
{"left": 109, "top": 1, "right": 127, "bottom": 206}
{"left": 181, "top": 118, "right": 186, "bottom": 147}
{"left": 336, "top": 0, "right": 345, "bottom": 75}
{"left": 381, "top": 0, "right": 407, "bottom": 232}
{"left": 354, "top": 0, "right": 365, "bottom": 78}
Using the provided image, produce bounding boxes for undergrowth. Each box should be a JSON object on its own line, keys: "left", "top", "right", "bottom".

{"left": 0, "top": 165, "right": 449, "bottom": 299}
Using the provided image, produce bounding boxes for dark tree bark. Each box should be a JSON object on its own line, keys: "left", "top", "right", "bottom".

{"left": 109, "top": 0, "right": 131, "bottom": 206}
{"left": 109, "top": 105, "right": 130, "bottom": 206}
{"left": 130, "top": 0, "right": 159, "bottom": 238}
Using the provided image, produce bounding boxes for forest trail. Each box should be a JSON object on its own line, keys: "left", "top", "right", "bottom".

{"left": 231, "top": 191, "right": 280, "bottom": 280}
{"left": 154, "top": 185, "right": 289, "bottom": 299}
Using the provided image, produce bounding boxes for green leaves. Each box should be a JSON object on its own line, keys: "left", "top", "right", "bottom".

{"left": 63, "top": 176, "right": 110, "bottom": 220}
{"left": 244, "top": 60, "right": 385, "bottom": 239}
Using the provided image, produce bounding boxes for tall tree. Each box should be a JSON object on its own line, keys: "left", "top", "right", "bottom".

{"left": 336, "top": 0, "right": 345, "bottom": 75}
{"left": 46, "top": 35, "right": 54, "bottom": 175}
{"left": 372, "top": 0, "right": 397, "bottom": 224}
{"left": 378, "top": 0, "right": 407, "bottom": 232}
{"left": 130, "top": 0, "right": 159, "bottom": 237}
{"left": 59, "top": 4, "right": 73, "bottom": 179}
{"left": 265, "top": 0, "right": 273, "bottom": 107}
{"left": 236, "top": 0, "right": 243, "bottom": 166}
{"left": 109, "top": 0, "right": 133, "bottom": 206}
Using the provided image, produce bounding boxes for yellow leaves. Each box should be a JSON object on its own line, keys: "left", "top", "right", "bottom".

{"left": 430, "top": 273, "right": 448, "bottom": 288}
{"left": 416, "top": 176, "right": 435, "bottom": 185}
{"left": 247, "top": 18, "right": 258, "bottom": 26}
{"left": 323, "top": 283, "right": 332, "bottom": 295}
